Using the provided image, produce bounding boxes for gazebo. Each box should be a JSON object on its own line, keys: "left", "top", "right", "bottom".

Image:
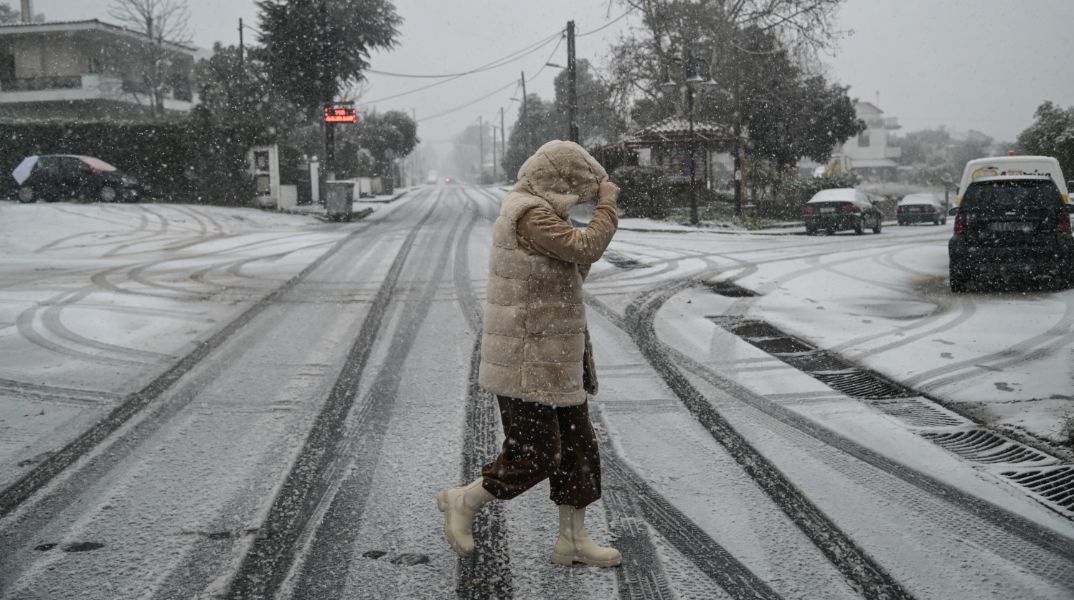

{"left": 612, "top": 115, "right": 735, "bottom": 188}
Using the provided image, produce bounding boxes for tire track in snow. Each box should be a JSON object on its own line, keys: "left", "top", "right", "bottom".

{"left": 605, "top": 280, "right": 1074, "bottom": 587}
{"left": 588, "top": 283, "right": 916, "bottom": 600}
{"left": 0, "top": 195, "right": 415, "bottom": 521}
{"left": 225, "top": 195, "right": 444, "bottom": 599}
{"left": 451, "top": 188, "right": 513, "bottom": 600}
{"left": 283, "top": 196, "right": 462, "bottom": 599}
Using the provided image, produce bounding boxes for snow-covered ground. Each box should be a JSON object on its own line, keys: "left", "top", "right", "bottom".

{"left": 0, "top": 188, "right": 1071, "bottom": 599}
{"left": 592, "top": 222, "right": 1074, "bottom": 450}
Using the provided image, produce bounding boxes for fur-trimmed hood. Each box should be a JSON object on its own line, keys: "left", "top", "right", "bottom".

{"left": 513, "top": 140, "right": 608, "bottom": 217}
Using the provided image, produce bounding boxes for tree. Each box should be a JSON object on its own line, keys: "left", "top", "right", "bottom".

{"left": 610, "top": 4, "right": 861, "bottom": 184}
{"left": 552, "top": 59, "right": 625, "bottom": 147}
{"left": 0, "top": 2, "right": 45, "bottom": 23}
{"left": 194, "top": 43, "right": 305, "bottom": 132}
{"left": 500, "top": 94, "right": 562, "bottom": 179}
{"left": 256, "top": 0, "right": 401, "bottom": 116}
{"left": 1018, "top": 101, "right": 1074, "bottom": 180}
{"left": 108, "top": 0, "right": 194, "bottom": 118}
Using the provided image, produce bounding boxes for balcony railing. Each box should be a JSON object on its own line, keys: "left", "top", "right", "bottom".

{"left": 0, "top": 75, "right": 83, "bottom": 91}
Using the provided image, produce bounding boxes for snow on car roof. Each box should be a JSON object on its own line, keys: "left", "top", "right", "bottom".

{"left": 807, "top": 188, "right": 857, "bottom": 203}
{"left": 899, "top": 193, "right": 940, "bottom": 205}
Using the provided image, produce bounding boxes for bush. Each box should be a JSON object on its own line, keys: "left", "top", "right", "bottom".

{"left": 612, "top": 165, "right": 667, "bottom": 219}
{"left": 0, "top": 116, "right": 270, "bottom": 205}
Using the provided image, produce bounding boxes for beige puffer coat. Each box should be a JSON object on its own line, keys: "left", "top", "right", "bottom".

{"left": 478, "top": 140, "right": 616, "bottom": 407}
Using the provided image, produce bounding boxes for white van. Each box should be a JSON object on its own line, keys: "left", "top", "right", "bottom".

{"left": 956, "top": 155, "right": 1069, "bottom": 206}
{"left": 949, "top": 155, "right": 1073, "bottom": 291}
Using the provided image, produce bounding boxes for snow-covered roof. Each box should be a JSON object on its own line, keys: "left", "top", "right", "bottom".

{"left": 898, "top": 193, "right": 941, "bottom": 205}
{"left": 620, "top": 116, "right": 732, "bottom": 147}
{"left": 852, "top": 158, "right": 898, "bottom": 169}
{"left": 0, "top": 19, "right": 197, "bottom": 54}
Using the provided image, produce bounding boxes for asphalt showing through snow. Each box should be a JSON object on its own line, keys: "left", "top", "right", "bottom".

{"left": 0, "top": 188, "right": 1072, "bottom": 599}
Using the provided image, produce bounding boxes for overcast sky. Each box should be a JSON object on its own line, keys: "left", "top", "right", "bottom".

{"left": 36, "top": 0, "right": 1074, "bottom": 144}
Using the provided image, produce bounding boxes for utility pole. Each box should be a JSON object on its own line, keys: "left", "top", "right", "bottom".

{"left": 238, "top": 18, "right": 244, "bottom": 68}
{"left": 492, "top": 125, "right": 498, "bottom": 181}
{"left": 520, "top": 71, "right": 529, "bottom": 151}
{"left": 500, "top": 106, "right": 506, "bottom": 177}
{"left": 566, "top": 20, "right": 578, "bottom": 143}
{"left": 478, "top": 115, "right": 484, "bottom": 179}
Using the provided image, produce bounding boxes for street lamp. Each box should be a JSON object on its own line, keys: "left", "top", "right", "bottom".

{"left": 660, "top": 53, "right": 718, "bottom": 225}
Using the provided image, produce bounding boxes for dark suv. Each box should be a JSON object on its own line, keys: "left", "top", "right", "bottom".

{"left": 14, "top": 155, "right": 142, "bottom": 203}
{"left": 948, "top": 178, "right": 1073, "bottom": 291}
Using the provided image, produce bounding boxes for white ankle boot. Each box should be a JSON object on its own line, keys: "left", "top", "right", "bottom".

{"left": 436, "top": 478, "right": 494, "bottom": 557}
{"left": 551, "top": 505, "right": 622, "bottom": 567}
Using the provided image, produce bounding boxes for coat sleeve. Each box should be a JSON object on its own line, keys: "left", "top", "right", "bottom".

{"left": 516, "top": 199, "right": 618, "bottom": 265}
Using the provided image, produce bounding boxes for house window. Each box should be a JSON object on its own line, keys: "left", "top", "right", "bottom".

{"left": 88, "top": 57, "right": 103, "bottom": 74}
{"left": 858, "top": 132, "right": 871, "bottom": 147}
{"left": 0, "top": 53, "right": 14, "bottom": 82}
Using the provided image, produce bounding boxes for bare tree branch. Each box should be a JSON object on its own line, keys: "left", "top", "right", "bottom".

{"left": 107, "top": 0, "right": 193, "bottom": 118}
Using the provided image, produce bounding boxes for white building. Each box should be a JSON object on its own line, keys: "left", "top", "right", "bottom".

{"left": 836, "top": 101, "right": 902, "bottom": 179}
{"left": 0, "top": 19, "right": 199, "bottom": 121}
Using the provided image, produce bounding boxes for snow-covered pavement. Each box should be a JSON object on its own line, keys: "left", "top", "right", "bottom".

{"left": 0, "top": 188, "right": 1071, "bottom": 599}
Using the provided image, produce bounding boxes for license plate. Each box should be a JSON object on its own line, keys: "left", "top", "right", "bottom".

{"left": 820, "top": 207, "right": 835, "bottom": 214}
{"left": 989, "top": 222, "right": 1033, "bottom": 232}
{"left": 907, "top": 207, "right": 921, "bottom": 212}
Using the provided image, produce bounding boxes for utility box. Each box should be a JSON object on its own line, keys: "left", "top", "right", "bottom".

{"left": 248, "top": 145, "right": 280, "bottom": 209}
{"left": 325, "top": 180, "right": 354, "bottom": 221}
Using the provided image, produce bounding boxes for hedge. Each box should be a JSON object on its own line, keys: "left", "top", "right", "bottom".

{"left": 612, "top": 165, "right": 668, "bottom": 219}
{"left": 0, "top": 117, "right": 271, "bottom": 205}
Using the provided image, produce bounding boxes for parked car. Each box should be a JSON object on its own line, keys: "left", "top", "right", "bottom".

{"left": 802, "top": 188, "right": 883, "bottom": 235}
{"left": 948, "top": 155, "right": 1073, "bottom": 292}
{"left": 13, "top": 155, "right": 143, "bottom": 203}
{"left": 896, "top": 193, "right": 946, "bottom": 225}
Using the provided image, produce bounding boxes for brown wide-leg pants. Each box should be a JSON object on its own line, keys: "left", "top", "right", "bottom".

{"left": 480, "top": 395, "right": 602, "bottom": 508}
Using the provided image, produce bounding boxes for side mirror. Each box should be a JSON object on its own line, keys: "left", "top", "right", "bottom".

{"left": 948, "top": 207, "right": 959, "bottom": 216}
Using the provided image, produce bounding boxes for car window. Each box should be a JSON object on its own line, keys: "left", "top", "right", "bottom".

{"left": 961, "top": 179, "right": 1062, "bottom": 217}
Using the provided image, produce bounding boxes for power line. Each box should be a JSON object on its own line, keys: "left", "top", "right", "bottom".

{"left": 578, "top": 8, "right": 632, "bottom": 37}
{"left": 368, "top": 30, "right": 562, "bottom": 79}
{"left": 362, "top": 33, "right": 560, "bottom": 104}
{"left": 416, "top": 79, "right": 519, "bottom": 123}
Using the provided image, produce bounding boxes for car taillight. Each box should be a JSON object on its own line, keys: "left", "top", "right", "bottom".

{"left": 803, "top": 205, "right": 814, "bottom": 215}
{"left": 1058, "top": 204, "right": 1072, "bottom": 233}
{"left": 840, "top": 203, "right": 859, "bottom": 213}
{"left": 953, "top": 211, "right": 968, "bottom": 234}
{"left": 896, "top": 206, "right": 905, "bottom": 213}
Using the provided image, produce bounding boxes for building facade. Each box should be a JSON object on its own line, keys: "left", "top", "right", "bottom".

{"left": 0, "top": 20, "right": 198, "bottom": 121}
{"left": 837, "top": 101, "right": 902, "bottom": 179}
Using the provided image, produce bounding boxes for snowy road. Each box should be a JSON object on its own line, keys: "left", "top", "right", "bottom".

{"left": 0, "top": 188, "right": 1071, "bottom": 599}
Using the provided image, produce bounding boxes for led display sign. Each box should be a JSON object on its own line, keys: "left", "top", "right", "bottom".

{"left": 324, "top": 104, "right": 358, "bottom": 124}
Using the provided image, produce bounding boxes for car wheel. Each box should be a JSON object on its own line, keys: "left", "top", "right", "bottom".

{"left": 873, "top": 216, "right": 882, "bottom": 233}
{"left": 854, "top": 217, "right": 864, "bottom": 235}
{"left": 805, "top": 226, "right": 816, "bottom": 235}
{"left": 17, "top": 186, "right": 35, "bottom": 203}
{"left": 100, "top": 186, "right": 118, "bottom": 203}
{"left": 941, "top": 217, "right": 947, "bottom": 225}
{"left": 826, "top": 225, "right": 835, "bottom": 235}
{"left": 950, "top": 265, "right": 968, "bottom": 293}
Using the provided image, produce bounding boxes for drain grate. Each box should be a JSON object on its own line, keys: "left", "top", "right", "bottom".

{"left": 1002, "top": 467, "right": 1074, "bottom": 512}
{"left": 921, "top": 430, "right": 1056, "bottom": 465}
{"left": 709, "top": 314, "right": 1074, "bottom": 518}
{"left": 714, "top": 317, "right": 912, "bottom": 400}
{"left": 812, "top": 370, "right": 912, "bottom": 400}
{"left": 866, "top": 398, "right": 967, "bottom": 428}
{"left": 705, "top": 280, "right": 758, "bottom": 297}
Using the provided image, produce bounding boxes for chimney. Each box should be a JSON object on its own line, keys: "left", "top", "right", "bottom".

{"left": 21, "top": 0, "right": 33, "bottom": 23}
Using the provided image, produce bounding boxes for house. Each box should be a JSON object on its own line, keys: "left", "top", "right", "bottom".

{"left": 0, "top": 19, "right": 199, "bottom": 121}
{"left": 835, "top": 101, "right": 902, "bottom": 180}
